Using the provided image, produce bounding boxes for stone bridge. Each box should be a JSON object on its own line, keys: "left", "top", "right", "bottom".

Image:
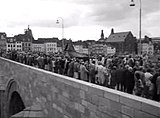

{"left": 0, "top": 57, "right": 160, "bottom": 118}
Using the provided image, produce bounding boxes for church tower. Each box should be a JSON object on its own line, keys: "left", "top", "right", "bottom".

{"left": 101, "top": 30, "right": 104, "bottom": 40}
{"left": 24, "top": 25, "right": 34, "bottom": 42}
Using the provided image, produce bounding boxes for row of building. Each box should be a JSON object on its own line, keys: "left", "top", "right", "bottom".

{"left": 0, "top": 27, "right": 160, "bottom": 56}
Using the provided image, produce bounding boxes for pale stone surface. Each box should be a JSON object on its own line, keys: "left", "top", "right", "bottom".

{"left": 120, "top": 95, "right": 142, "bottom": 110}
{"left": 121, "top": 105, "right": 134, "bottom": 117}
{"left": 0, "top": 57, "right": 160, "bottom": 118}
{"left": 81, "top": 100, "right": 88, "bottom": 107}
{"left": 80, "top": 90, "right": 85, "bottom": 99}
{"left": 141, "top": 102, "right": 160, "bottom": 117}
{"left": 104, "top": 91, "right": 120, "bottom": 102}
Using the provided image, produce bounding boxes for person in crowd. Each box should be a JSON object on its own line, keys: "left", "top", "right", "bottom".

{"left": 134, "top": 67, "right": 145, "bottom": 97}
{"left": 80, "top": 61, "right": 88, "bottom": 82}
{"left": 67, "top": 59, "right": 74, "bottom": 77}
{"left": 89, "top": 60, "right": 97, "bottom": 84}
{"left": 64, "top": 58, "right": 70, "bottom": 75}
{"left": 96, "top": 62, "right": 107, "bottom": 86}
{"left": 115, "top": 65, "right": 125, "bottom": 91}
{"left": 51, "top": 58, "right": 56, "bottom": 72}
{"left": 151, "top": 69, "right": 160, "bottom": 101}
{"left": 156, "top": 76, "right": 160, "bottom": 101}
{"left": 54, "top": 58, "right": 59, "bottom": 73}
{"left": 109, "top": 66, "right": 117, "bottom": 89}
{"left": 124, "top": 66, "right": 135, "bottom": 94}
{"left": 47, "top": 55, "right": 53, "bottom": 71}
{"left": 73, "top": 59, "right": 80, "bottom": 79}
{"left": 128, "top": 55, "right": 135, "bottom": 67}
{"left": 133, "top": 61, "right": 140, "bottom": 72}
{"left": 143, "top": 69, "right": 153, "bottom": 99}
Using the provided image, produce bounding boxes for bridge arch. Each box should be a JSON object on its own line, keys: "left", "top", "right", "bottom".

{"left": 9, "top": 91, "right": 25, "bottom": 116}
{"left": 5, "top": 79, "right": 25, "bottom": 118}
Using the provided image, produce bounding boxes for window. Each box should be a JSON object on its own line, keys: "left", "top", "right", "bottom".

{"left": 13, "top": 45, "right": 15, "bottom": 47}
{"left": 28, "top": 43, "right": 30, "bottom": 46}
{"left": 8, "top": 44, "right": 10, "bottom": 47}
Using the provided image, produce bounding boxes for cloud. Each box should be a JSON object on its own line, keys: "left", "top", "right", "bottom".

{"left": 0, "top": 0, "right": 160, "bottom": 40}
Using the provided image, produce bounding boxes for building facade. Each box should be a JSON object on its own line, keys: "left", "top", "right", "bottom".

{"left": 14, "top": 26, "right": 34, "bottom": 52}
{"left": 32, "top": 40, "right": 45, "bottom": 52}
{"left": 0, "top": 32, "right": 7, "bottom": 51}
{"left": 16, "top": 41, "right": 22, "bottom": 51}
{"left": 151, "top": 37, "right": 160, "bottom": 54}
{"left": 140, "top": 36, "right": 154, "bottom": 55}
{"left": 32, "top": 38, "right": 58, "bottom": 54}
{"left": 6, "top": 37, "right": 16, "bottom": 51}
{"left": 44, "top": 42, "right": 57, "bottom": 54}
{"left": 73, "top": 40, "right": 89, "bottom": 54}
{"left": 106, "top": 29, "right": 137, "bottom": 55}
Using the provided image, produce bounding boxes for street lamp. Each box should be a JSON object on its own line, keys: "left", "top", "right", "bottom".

{"left": 130, "top": 0, "right": 142, "bottom": 55}
{"left": 56, "top": 17, "right": 65, "bottom": 51}
{"left": 56, "top": 17, "right": 64, "bottom": 39}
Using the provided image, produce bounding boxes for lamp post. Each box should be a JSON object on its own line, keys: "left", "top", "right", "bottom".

{"left": 56, "top": 17, "right": 64, "bottom": 51}
{"left": 130, "top": 0, "right": 142, "bottom": 55}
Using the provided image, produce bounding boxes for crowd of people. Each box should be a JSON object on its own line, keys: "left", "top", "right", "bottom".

{"left": 1, "top": 50, "right": 160, "bottom": 102}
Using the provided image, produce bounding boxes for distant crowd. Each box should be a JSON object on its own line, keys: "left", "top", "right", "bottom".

{"left": 1, "top": 50, "right": 160, "bottom": 102}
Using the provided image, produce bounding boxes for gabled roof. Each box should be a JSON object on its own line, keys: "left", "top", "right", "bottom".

{"left": 64, "top": 40, "right": 76, "bottom": 52}
{"left": 106, "top": 32, "right": 131, "bottom": 42}
{"left": 14, "top": 33, "right": 34, "bottom": 42}
{"left": 73, "top": 41, "right": 88, "bottom": 48}
{"left": 0, "top": 32, "right": 7, "bottom": 40}
{"left": 33, "top": 38, "right": 59, "bottom": 44}
{"left": 32, "top": 40, "right": 44, "bottom": 44}
{"left": 73, "top": 41, "right": 83, "bottom": 46}
{"left": 0, "top": 32, "right": 6, "bottom": 35}
{"left": 14, "top": 34, "right": 26, "bottom": 42}
{"left": 152, "top": 37, "right": 160, "bottom": 42}
{"left": 6, "top": 37, "right": 16, "bottom": 43}
{"left": 37, "top": 38, "right": 58, "bottom": 43}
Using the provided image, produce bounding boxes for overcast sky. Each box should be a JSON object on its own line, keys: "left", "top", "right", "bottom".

{"left": 0, "top": 0, "right": 160, "bottom": 41}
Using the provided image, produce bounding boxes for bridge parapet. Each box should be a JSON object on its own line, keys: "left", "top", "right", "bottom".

{"left": 0, "top": 57, "right": 160, "bottom": 118}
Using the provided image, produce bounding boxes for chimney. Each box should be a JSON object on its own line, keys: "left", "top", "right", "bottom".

{"left": 111, "top": 28, "right": 114, "bottom": 34}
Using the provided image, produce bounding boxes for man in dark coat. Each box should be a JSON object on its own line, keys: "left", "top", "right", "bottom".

{"left": 151, "top": 69, "right": 160, "bottom": 101}
{"left": 115, "top": 65, "right": 125, "bottom": 91}
{"left": 67, "top": 59, "right": 74, "bottom": 77}
{"left": 110, "top": 66, "right": 117, "bottom": 89}
{"left": 124, "top": 67, "right": 135, "bottom": 94}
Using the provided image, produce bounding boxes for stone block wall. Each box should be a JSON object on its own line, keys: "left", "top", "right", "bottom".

{"left": 0, "top": 57, "right": 160, "bottom": 118}
{"left": 0, "top": 90, "right": 5, "bottom": 118}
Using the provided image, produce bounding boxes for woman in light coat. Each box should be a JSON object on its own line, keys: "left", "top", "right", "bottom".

{"left": 80, "top": 62, "right": 88, "bottom": 82}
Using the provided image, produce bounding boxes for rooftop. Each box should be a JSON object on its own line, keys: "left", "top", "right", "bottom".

{"left": 33, "top": 38, "right": 59, "bottom": 44}
{"left": 106, "top": 31, "right": 131, "bottom": 43}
